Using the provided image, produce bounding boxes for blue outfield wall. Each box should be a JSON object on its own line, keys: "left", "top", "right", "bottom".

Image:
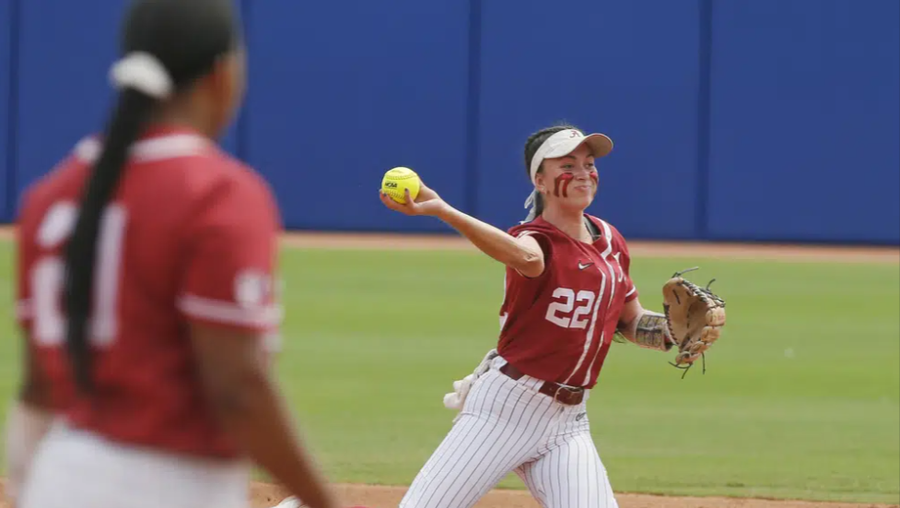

{"left": 707, "top": 0, "right": 900, "bottom": 244}
{"left": 244, "top": 0, "right": 471, "bottom": 233}
{"left": 476, "top": 0, "right": 703, "bottom": 239}
{"left": 0, "top": 0, "right": 10, "bottom": 220}
{"left": 13, "top": 0, "right": 128, "bottom": 204}
{"left": 10, "top": 0, "right": 242, "bottom": 211}
{"left": 1, "top": 0, "right": 898, "bottom": 244}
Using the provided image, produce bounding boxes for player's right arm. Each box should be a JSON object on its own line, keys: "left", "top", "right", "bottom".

{"left": 379, "top": 183, "right": 545, "bottom": 277}
{"left": 179, "top": 172, "right": 338, "bottom": 508}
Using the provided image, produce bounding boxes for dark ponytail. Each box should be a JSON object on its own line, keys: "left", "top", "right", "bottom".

{"left": 522, "top": 123, "right": 580, "bottom": 221}
{"left": 528, "top": 193, "right": 545, "bottom": 221}
{"left": 63, "top": 90, "right": 158, "bottom": 393}
{"left": 62, "top": 0, "right": 239, "bottom": 394}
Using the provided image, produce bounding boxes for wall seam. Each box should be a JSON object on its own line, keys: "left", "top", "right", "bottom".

{"left": 463, "top": 0, "right": 482, "bottom": 215}
{"left": 695, "top": 0, "right": 714, "bottom": 240}
{"left": 4, "top": 0, "right": 21, "bottom": 221}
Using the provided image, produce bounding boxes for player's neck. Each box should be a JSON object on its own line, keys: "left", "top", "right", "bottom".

{"left": 150, "top": 103, "right": 220, "bottom": 139}
{"left": 542, "top": 208, "right": 592, "bottom": 243}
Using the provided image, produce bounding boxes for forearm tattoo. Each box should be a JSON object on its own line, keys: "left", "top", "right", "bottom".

{"left": 633, "top": 311, "right": 672, "bottom": 351}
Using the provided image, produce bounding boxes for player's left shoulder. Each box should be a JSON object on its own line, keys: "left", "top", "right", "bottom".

{"left": 585, "top": 214, "right": 619, "bottom": 240}
{"left": 586, "top": 214, "right": 630, "bottom": 251}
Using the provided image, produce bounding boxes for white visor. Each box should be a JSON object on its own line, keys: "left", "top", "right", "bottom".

{"left": 528, "top": 128, "right": 613, "bottom": 184}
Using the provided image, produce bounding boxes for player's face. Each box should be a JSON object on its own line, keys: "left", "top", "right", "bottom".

{"left": 539, "top": 144, "right": 598, "bottom": 211}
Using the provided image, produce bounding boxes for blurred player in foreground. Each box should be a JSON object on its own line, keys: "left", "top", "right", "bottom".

{"left": 5, "top": 1, "right": 341, "bottom": 507}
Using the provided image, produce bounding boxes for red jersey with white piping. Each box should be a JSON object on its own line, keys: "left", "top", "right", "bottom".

{"left": 497, "top": 214, "right": 637, "bottom": 388}
{"left": 15, "top": 126, "right": 282, "bottom": 459}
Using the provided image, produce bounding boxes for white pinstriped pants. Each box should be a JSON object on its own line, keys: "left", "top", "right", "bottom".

{"left": 19, "top": 421, "right": 250, "bottom": 508}
{"left": 400, "top": 356, "right": 619, "bottom": 508}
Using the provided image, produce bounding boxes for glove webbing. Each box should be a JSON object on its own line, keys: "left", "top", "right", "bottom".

{"left": 666, "top": 267, "right": 725, "bottom": 379}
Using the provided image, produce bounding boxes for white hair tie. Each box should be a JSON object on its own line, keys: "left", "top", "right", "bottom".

{"left": 109, "top": 52, "right": 174, "bottom": 99}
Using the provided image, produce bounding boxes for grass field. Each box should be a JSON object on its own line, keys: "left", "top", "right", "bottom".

{"left": 0, "top": 237, "right": 898, "bottom": 506}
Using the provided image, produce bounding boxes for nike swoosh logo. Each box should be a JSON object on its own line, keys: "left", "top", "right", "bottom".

{"left": 578, "top": 262, "right": 593, "bottom": 270}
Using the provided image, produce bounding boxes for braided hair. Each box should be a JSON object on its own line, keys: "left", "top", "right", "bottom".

{"left": 63, "top": 0, "right": 240, "bottom": 394}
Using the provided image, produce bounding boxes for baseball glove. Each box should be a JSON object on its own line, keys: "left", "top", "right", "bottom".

{"left": 662, "top": 267, "right": 727, "bottom": 378}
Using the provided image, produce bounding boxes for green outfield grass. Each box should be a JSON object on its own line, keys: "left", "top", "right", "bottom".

{"left": 0, "top": 241, "right": 898, "bottom": 504}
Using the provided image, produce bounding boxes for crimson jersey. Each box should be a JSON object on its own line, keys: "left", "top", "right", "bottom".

{"left": 497, "top": 215, "right": 638, "bottom": 389}
{"left": 15, "top": 127, "right": 282, "bottom": 459}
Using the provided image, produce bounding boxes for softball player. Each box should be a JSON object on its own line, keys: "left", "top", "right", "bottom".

{"left": 379, "top": 124, "right": 679, "bottom": 507}
{"left": 6, "top": 1, "right": 340, "bottom": 507}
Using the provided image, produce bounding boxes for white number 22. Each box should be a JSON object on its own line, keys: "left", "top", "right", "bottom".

{"left": 31, "top": 203, "right": 127, "bottom": 348}
{"left": 545, "top": 287, "right": 596, "bottom": 329}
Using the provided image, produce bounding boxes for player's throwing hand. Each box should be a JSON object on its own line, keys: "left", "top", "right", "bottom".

{"left": 378, "top": 181, "right": 445, "bottom": 217}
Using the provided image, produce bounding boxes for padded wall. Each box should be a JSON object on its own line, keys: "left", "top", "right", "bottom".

{"left": 15, "top": 1, "right": 127, "bottom": 197}
{"left": 0, "top": 0, "right": 12, "bottom": 220}
{"left": 244, "top": 1, "right": 471, "bottom": 232}
{"left": 3, "top": 0, "right": 898, "bottom": 244}
{"left": 707, "top": 0, "right": 900, "bottom": 243}
{"left": 14, "top": 0, "right": 243, "bottom": 201}
{"left": 475, "top": 0, "right": 703, "bottom": 239}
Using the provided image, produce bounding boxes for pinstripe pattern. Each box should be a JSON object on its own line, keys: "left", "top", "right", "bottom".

{"left": 516, "top": 429, "right": 617, "bottom": 508}
{"left": 400, "top": 357, "right": 618, "bottom": 508}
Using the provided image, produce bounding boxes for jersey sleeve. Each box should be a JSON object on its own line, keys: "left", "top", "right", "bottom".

{"left": 177, "top": 171, "right": 283, "bottom": 344}
{"left": 509, "top": 227, "right": 554, "bottom": 280}
{"left": 14, "top": 189, "right": 37, "bottom": 329}
{"left": 611, "top": 225, "right": 638, "bottom": 302}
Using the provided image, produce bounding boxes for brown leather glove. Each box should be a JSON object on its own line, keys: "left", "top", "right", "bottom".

{"left": 662, "top": 268, "right": 727, "bottom": 377}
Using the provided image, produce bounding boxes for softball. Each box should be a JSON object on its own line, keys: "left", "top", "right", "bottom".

{"left": 381, "top": 167, "right": 420, "bottom": 204}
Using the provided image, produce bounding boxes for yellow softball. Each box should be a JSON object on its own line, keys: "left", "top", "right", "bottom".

{"left": 381, "top": 167, "right": 421, "bottom": 204}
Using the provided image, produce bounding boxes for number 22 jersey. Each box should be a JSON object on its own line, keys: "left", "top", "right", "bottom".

{"left": 497, "top": 215, "right": 638, "bottom": 389}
